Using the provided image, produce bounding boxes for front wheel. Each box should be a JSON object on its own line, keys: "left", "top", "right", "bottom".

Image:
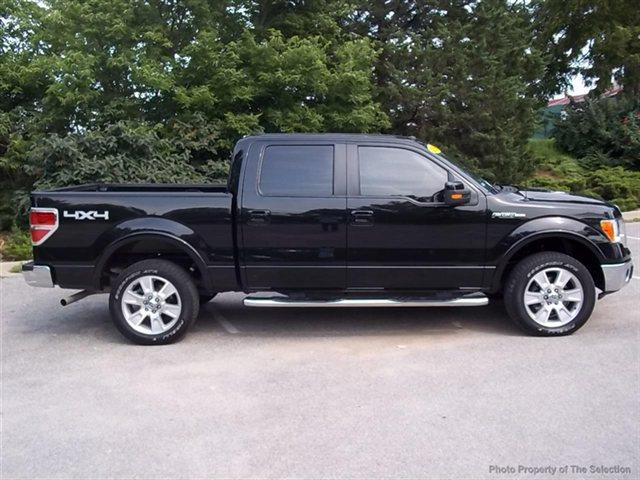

{"left": 504, "top": 252, "right": 596, "bottom": 336}
{"left": 109, "top": 259, "right": 199, "bottom": 345}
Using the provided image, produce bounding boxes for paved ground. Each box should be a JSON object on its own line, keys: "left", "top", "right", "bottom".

{"left": 1, "top": 224, "right": 639, "bottom": 480}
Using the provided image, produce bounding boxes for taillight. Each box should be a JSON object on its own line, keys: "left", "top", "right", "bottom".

{"left": 29, "top": 207, "right": 59, "bottom": 245}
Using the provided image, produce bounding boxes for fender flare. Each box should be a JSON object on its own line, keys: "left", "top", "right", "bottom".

{"left": 94, "top": 231, "right": 212, "bottom": 291}
{"left": 492, "top": 228, "right": 606, "bottom": 291}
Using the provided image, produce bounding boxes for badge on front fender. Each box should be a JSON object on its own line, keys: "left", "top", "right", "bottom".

{"left": 492, "top": 211, "right": 526, "bottom": 219}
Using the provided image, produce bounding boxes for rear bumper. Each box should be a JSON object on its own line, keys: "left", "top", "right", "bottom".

{"left": 22, "top": 262, "right": 54, "bottom": 288}
{"left": 601, "top": 260, "right": 633, "bottom": 293}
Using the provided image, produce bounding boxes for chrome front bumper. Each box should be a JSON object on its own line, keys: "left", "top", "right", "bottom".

{"left": 601, "top": 260, "right": 634, "bottom": 293}
{"left": 22, "top": 262, "right": 54, "bottom": 288}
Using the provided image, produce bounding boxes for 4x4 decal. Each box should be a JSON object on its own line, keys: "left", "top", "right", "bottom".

{"left": 63, "top": 210, "right": 109, "bottom": 221}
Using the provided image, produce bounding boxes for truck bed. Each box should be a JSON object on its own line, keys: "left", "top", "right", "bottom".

{"left": 37, "top": 183, "right": 229, "bottom": 193}
{"left": 30, "top": 184, "right": 236, "bottom": 291}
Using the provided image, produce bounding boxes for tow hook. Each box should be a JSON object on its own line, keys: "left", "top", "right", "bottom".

{"left": 60, "top": 290, "right": 98, "bottom": 306}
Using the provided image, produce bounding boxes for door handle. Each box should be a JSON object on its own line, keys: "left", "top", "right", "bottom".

{"left": 248, "top": 209, "right": 271, "bottom": 224}
{"left": 351, "top": 209, "right": 374, "bottom": 225}
{"left": 352, "top": 209, "right": 374, "bottom": 216}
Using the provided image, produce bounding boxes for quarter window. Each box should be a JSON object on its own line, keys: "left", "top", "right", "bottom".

{"left": 358, "top": 147, "right": 448, "bottom": 200}
{"left": 260, "top": 145, "right": 334, "bottom": 197}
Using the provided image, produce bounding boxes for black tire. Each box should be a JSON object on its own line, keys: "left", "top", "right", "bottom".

{"left": 199, "top": 294, "right": 215, "bottom": 305}
{"left": 504, "top": 252, "right": 596, "bottom": 336}
{"left": 109, "top": 259, "right": 199, "bottom": 345}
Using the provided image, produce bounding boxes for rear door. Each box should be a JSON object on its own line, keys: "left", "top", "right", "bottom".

{"left": 240, "top": 140, "right": 347, "bottom": 290}
{"left": 346, "top": 143, "right": 488, "bottom": 290}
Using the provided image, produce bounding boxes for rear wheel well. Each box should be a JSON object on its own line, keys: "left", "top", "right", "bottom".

{"left": 100, "top": 238, "right": 207, "bottom": 292}
{"left": 499, "top": 237, "right": 604, "bottom": 291}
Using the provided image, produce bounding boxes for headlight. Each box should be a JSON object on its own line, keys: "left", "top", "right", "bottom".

{"left": 600, "top": 219, "right": 624, "bottom": 243}
{"left": 618, "top": 218, "right": 627, "bottom": 245}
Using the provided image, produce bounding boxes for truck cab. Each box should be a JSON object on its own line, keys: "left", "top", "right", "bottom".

{"left": 23, "top": 134, "right": 633, "bottom": 344}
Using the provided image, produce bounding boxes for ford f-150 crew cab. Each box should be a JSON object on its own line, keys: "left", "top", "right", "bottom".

{"left": 23, "top": 133, "right": 633, "bottom": 344}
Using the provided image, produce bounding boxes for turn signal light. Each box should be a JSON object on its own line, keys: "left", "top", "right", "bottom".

{"left": 29, "top": 208, "right": 59, "bottom": 245}
{"left": 450, "top": 193, "right": 463, "bottom": 200}
{"left": 600, "top": 219, "right": 620, "bottom": 243}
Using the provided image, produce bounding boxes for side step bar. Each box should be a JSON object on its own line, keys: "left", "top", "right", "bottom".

{"left": 243, "top": 294, "right": 489, "bottom": 308}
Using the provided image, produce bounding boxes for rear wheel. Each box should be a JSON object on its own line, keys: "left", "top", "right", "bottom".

{"left": 504, "top": 252, "right": 596, "bottom": 336}
{"left": 109, "top": 259, "right": 199, "bottom": 345}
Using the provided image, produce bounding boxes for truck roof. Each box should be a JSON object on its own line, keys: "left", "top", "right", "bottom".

{"left": 238, "top": 133, "right": 423, "bottom": 146}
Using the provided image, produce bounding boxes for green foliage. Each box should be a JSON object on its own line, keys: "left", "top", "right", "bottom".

{"left": 583, "top": 168, "right": 640, "bottom": 212}
{"left": 553, "top": 97, "right": 640, "bottom": 169}
{"left": 1, "top": 0, "right": 637, "bottom": 230}
{"left": 526, "top": 139, "right": 587, "bottom": 192}
{"left": 9, "top": 263, "right": 23, "bottom": 273}
{"left": 1, "top": 0, "right": 388, "bottom": 218}
{"left": 349, "top": 0, "right": 545, "bottom": 183}
{"left": 527, "top": 139, "right": 640, "bottom": 210}
{"left": 533, "top": 0, "right": 640, "bottom": 97}
{"left": 538, "top": 97, "right": 640, "bottom": 211}
{"left": 24, "top": 121, "right": 213, "bottom": 189}
{"left": 0, "top": 188, "right": 15, "bottom": 230}
{"left": 0, "top": 228, "right": 32, "bottom": 261}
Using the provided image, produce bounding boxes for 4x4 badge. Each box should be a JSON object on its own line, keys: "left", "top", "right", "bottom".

{"left": 63, "top": 210, "right": 109, "bottom": 220}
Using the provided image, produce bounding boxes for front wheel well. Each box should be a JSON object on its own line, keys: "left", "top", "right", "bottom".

{"left": 498, "top": 237, "right": 604, "bottom": 291}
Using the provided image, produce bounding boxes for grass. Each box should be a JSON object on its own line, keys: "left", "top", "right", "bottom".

{"left": 526, "top": 139, "right": 640, "bottom": 211}
{"left": 0, "top": 229, "right": 32, "bottom": 261}
{"left": 9, "top": 263, "right": 23, "bottom": 273}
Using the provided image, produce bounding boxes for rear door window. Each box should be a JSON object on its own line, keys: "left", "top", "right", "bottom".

{"left": 259, "top": 145, "right": 334, "bottom": 197}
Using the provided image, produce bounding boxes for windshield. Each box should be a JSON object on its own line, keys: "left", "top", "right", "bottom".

{"left": 467, "top": 173, "right": 499, "bottom": 194}
{"left": 430, "top": 149, "right": 499, "bottom": 194}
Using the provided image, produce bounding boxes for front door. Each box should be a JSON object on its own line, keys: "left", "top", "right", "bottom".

{"left": 346, "top": 144, "right": 487, "bottom": 290}
{"left": 240, "top": 141, "right": 347, "bottom": 291}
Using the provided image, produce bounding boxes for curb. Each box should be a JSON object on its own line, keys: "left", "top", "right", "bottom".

{"left": 0, "top": 261, "right": 24, "bottom": 278}
{"left": 622, "top": 209, "right": 640, "bottom": 222}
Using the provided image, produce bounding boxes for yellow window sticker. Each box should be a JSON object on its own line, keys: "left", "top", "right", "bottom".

{"left": 426, "top": 143, "right": 442, "bottom": 154}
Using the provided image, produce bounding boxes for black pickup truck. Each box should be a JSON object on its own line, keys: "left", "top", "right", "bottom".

{"left": 23, "top": 133, "right": 633, "bottom": 344}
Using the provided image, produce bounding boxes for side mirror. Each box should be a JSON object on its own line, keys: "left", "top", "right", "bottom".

{"left": 444, "top": 181, "right": 471, "bottom": 206}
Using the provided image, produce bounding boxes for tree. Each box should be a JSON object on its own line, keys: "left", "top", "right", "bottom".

{"left": 1, "top": 0, "right": 388, "bottom": 200}
{"left": 348, "top": 0, "right": 546, "bottom": 182}
{"left": 243, "top": 0, "right": 348, "bottom": 40}
{"left": 554, "top": 96, "right": 640, "bottom": 169}
{"left": 6, "top": 0, "right": 612, "bottom": 226}
{"left": 534, "top": 0, "right": 640, "bottom": 97}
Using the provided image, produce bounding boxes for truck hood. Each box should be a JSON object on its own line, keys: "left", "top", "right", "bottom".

{"left": 521, "top": 190, "right": 610, "bottom": 207}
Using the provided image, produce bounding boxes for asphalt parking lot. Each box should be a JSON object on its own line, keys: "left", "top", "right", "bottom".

{"left": 1, "top": 224, "right": 639, "bottom": 480}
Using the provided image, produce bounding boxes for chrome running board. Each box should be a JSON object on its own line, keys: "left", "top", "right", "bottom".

{"left": 243, "top": 294, "right": 488, "bottom": 308}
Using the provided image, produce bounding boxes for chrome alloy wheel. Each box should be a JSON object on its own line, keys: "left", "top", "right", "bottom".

{"left": 524, "top": 267, "right": 584, "bottom": 328}
{"left": 121, "top": 275, "right": 182, "bottom": 335}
